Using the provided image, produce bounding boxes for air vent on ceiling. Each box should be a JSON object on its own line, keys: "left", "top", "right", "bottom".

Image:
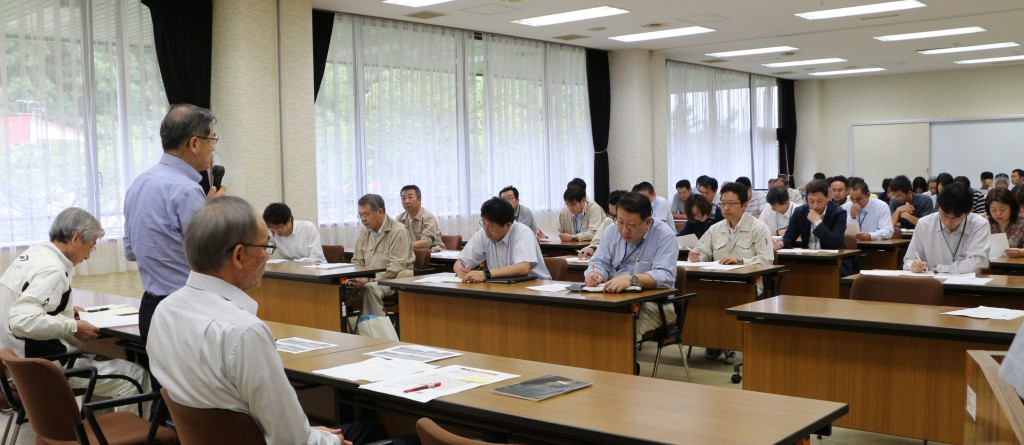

{"left": 859, "top": 13, "right": 900, "bottom": 20}
{"left": 700, "top": 59, "right": 727, "bottom": 64}
{"left": 553, "top": 34, "right": 589, "bottom": 41}
{"left": 405, "top": 11, "right": 447, "bottom": 20}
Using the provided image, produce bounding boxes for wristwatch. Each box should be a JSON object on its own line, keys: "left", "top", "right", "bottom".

{"left": 630, "top": 274, "right": 639, "bottom": 286}
{"left": 483, "top": 269, "right": 492, "bottom": 279}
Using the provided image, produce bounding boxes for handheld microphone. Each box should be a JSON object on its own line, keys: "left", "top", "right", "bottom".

{"left": 211, "top": 165, "right": 225, "bottom": 189}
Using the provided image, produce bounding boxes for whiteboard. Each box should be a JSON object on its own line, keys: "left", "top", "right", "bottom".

{"left": 930, "top": 119, "right": 1024, "bottom": 183}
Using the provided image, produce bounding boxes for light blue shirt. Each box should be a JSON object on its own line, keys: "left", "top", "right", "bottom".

{"left": 460, "top": 222, "right": 551, "bottom": 280}
{"left": 123, "top": 153, "right": 206, "bottom": 296}
{"left": 584, "top": 218, "right": 677, "bottom": 288}
{"left": 842, "top": 197, "right": 894, "bottom": 240}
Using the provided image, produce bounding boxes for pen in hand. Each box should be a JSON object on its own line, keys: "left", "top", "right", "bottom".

{"left": 404, "top": 382, "right": 441, "bottom": 393}
{"left": 86, "top": 307, "right": 110, "bottom": 313}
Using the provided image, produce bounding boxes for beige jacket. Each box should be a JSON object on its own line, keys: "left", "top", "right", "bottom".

{"left": 396, "top": 207, "right": 444, "bottom": 250}
{"left": 558, "top": 199, "right": 606, "bottom": 241}
{"left": 352, "top": 215, "right": 415, "bottom": 280}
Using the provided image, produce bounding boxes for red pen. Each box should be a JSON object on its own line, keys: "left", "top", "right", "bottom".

{"left": 403, "top": 382, "right": 441, "bottom": 393}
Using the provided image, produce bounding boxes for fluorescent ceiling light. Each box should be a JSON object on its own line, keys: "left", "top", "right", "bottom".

{"left": 954, "top": 54, "right": 1024, "bottom": 65}
{"left": 763, "top": 58, "right": 846, "bottom": 68}
{"left": 796, "top": 0, "right": 925, "bottom": 20}
{"left": 382, "top": 0, "right": 454, "bottom": 7}
{"left": 875, "top": 26, "right": 985, "bottom": 41}
{"left": 809, "top": 67, "right": 887, "bottom": 76}
{"left": 609, "top": 26, "right": 715, "bottom": 42}
{"left": 706, "top": 46, "right": 799, "bottom": 58}
{"left": 512, "top": 6, "right": 629, "bottom": 26}
{"left": 919, "top": 42, "right": 1019, "bottom": 55}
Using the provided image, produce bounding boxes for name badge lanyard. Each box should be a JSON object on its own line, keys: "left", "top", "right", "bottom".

{"left": 943, "top": 217, "right": 968, "bottom": 259}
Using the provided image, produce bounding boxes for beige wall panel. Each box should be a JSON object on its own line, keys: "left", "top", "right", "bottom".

{"left": 278, "top": 0, "right": 318, "bottom": 221}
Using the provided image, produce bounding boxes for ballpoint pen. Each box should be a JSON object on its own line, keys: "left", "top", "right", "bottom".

{"left": 86, "top": 307, "right": 110, "bottom": 313}
{"left": 403, "top": 382, "right": 441, "bottom": 393}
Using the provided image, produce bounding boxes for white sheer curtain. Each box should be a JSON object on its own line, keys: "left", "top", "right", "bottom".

{"left": 316, "top": 14, "right": 593, "bottom": 247}
{"left": 0, "top": 0, "right": 166, "bottom": 275}
{"left": 666, "top": 61, "right": 778, "bottom": 191}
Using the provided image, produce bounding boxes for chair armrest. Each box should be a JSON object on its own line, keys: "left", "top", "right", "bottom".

{"left": 42, "top": 351, "right": 81, "bottom": 368}
{"left": 63, "top": 365, "right": 98, "bottom": 404}
{"left": 82, "top": 391, "right": 165, "bottom": 445}
{"left": 665, "top": 292, "right": 697, "bottom": 303}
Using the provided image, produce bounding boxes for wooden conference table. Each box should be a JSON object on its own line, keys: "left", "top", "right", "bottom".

{"left": 840, "top": 273, "right": 1024, "bottom": 309}
{"left": 246, "top": 261, "right": 385, "bottom": 332}
{"left": 537, "top": 239, "right": 591, "bottom": 256}
{"left": 380, "top": 275, "right": 674, "bottom": 374}
{"left": 679, "top": 263, "right": 787, "bottom": 352}
{"left": 285, "top": 340, "right": 849, "bottom": 445}
{"left": 856, "top": 238, "right": 911, "bottom": 270}
{"left": 775, "top": 249, "right": 859, "bottom": 299}
{"left": 991, "top": 256, "right": 1024, "bottom": 275}
{"left": 728, "top": 295, "right": 1021, "bottom": 444}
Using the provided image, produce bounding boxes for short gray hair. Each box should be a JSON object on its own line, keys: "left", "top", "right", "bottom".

{"left": 185, "top": 196, "right": 261, "bottom": 272}
{"left": 357, "top": 194, "right": 385, "bottom": 212}
{"left": 49, "top": 207, "right": 104, "bottom": 244}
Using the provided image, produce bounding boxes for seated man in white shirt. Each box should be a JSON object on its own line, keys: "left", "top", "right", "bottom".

{"left": 904, "top": 182, "right": 991, "bottom": 274}
{"left": 263, "top": 202, "right": 327, "bottom": 262}
{"left": 577, "top": 190, "right": 626, "bottom": 259}
{"left": 0, "top": 208, "right": 150, "bottom": 413}
{"left": 735, "top": 176, "right": 765, "bottom": 217}
{"left": 843, "top": 178, "right": 894, "bottom": 241}
{"left": 632, "top": 181, "right": 673, "bottom": 225}
{"left": 759, "top": 187, "right": 794, "bottom": 237}
{"left": 149, "top": 196, "right": 407, "bottom": 445}
{"left": 455, "top": 198, "right": 551, "bottom": 281}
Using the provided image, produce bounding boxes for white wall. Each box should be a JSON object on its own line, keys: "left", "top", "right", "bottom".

{"left": 794, "top": 64, "right": 1024, "bottom": 186}
{"left": 607, "top": 49, "right": 671, "bottom": 197}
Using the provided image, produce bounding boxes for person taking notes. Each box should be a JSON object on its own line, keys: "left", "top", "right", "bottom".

{"left": 986, "top": 187, "right": 1024, "bottom": 257}
{"left": 263, "top": 202, "right": 327, "bottom": 262}
{"left": 455, "top": 198, "right": 551, "bottom": 282}
{"left": 904, "top": 183, "right": 991, "bottom": 273}
{"left": 557, "top": 185, "right": 604, "bottom": 242}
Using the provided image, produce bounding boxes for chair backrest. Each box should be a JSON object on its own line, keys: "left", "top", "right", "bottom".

{"left": 850, "top": 275, "right": 944, "bottom": 305}
{"left": 844, "top": 233, "right": 858, "bottom": 250}
{"left": 0, "top": 348, "right": 81, "bottom": 442}
{"left": 413, "top": 248, "right": 432, "bottom": 270}
{"left": 543, "top": 257, "right": 568, "bottom": 281}
{"left": 322, "top": 245, "right": 346, "bottom": 263}
{"left": 440, "top": 235, "right": 462, "bottom": 251}
{"left": 0, "top": 358, "right": 19, "bottom": 411}
{"left": 161, "top": 388, "right": 266, "bottom": 445}
{"left": 416, "top": 418, "right": 482, "bottom": 445}
{"left": 671, "top": 266, "right": 692, "bottom": 334}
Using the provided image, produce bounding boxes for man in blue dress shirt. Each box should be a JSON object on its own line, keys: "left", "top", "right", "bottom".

{"left": 584, "top": 192, "right": 677, "bottom": 340}
{"left": 124, "top": 104, "right": 226, "bottom": 341}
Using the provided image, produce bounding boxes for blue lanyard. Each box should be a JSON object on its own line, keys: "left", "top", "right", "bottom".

{"left": 615, "top": 238, "right": 645, "bottom": 272}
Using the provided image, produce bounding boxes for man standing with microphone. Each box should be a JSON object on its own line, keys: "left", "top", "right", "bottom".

{"left": 124, "top": 104, "right": 227, "bottom": 341}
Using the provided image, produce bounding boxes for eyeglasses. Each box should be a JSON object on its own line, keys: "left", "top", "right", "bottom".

{"left": 479, "top": 219, "right": 503, "bottom": 232}
{"left": 720, "top": 201, "right": 743, "bottom": 207}
{"left": 90, "top": 245, "right": 97, "bottom": 253}
{"left": 615, "top": 219, "right": 646, "bottom": 231}
{"left": 236, "top": 241, "right": 276, "bottom": 255}
{"left": 195, "top": 135, "right": 219, "bottom": 145}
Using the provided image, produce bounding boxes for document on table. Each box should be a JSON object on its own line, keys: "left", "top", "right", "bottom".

{"left": 83, "top": 304, "right": 138, "bottom": 315}
{"left": 845, "top": 221, "right": 860, "bottom": 235}
{"left": 414, "top": 273, "right": 463, "bottom": 283}
{"left": 676, "top": 234, "right": 698, "bottom": 250}
{"left": 265, "top": 259, "right": 288, "bottom": 264}
{"left": 275, "top": 337, "right": 337, "bottom": 354}
{"left": 526, "top": 284, "right": 572, "bottom": 292}
{"left": 777, "top": 249, "right": 839, "bottom": 254}
{"left": 943, "top": 306, "right": 1024, "bottom": 320}
{"left": 360, "top": 365, "right": 519, "bottom": 403}
{"left": 365, "top": 345, "right": 461, "bottom": 362}
{"left": 860, "top": 269, "right": 935, "bottom": 278}
{"left": 679, "top": 261, "right": 720, "bottom": 267}
{"left": 564, "top": 257, "right": 589, "bottom": 264}
{"left": 942, "top": 277, "right": 994, "bottom": 285}
{"left": 78, "top": 311, "right": 139, "bottom": 328}
{"left": 431, "top": 250, "right": 462, "bottom": 259}
{"left": 302, "top": 263, "right": 355, "bottom": 270}
{"left": 314, "top": 357, "right": 438, "bottom": 382}
{"left": 991, "top": 233, "right": 1010, "bottom": 259}
{"left": 699, "top": 264, "right": 746, "bottom": 271}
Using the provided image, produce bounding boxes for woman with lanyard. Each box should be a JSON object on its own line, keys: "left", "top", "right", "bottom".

{"left": 688, "top": 181, "right": 774, "bottom": 364}
{"left": 986, "top": 187, "right": 1024, "bottom": 257}
{"left": 905, "top": 183, "right": 991, "bottom": 273}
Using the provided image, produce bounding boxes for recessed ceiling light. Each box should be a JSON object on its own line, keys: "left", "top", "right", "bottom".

{"left": 512, "top": 6, "right": 629, "bottom": 26}
{"left": 705, "top": 46, "right": 799, "bottom": 58}
{"left": 796, "top": 0, "right": 925, "bottom": 20}
{"left": 382, "top": 0, "right": 454, "bottom": 7}
{"left": 763, "top": 58, "right": 846, "bottom": 68}
{"left": 874, "top": 26, "right": 985, "bottom": 42}
{"left": 954, "top": 54, "right": 1024, "bottom": 65}
{"left": 919, "top": 42, "right": 1019, "bottom": 55}
{"left": 609, "top": 26, "right": 715, "bottom": 42}
{"left": 808, "top": 67, "right": 887, "bottom": 76}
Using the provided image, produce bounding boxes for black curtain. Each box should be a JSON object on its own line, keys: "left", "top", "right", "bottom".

{"left": 777, "top": 79, "right": 797, "bottom": 179}
{"left": 312, "top": 10, "right": 335, "bottom": 100}
{"left": 143, "top": 0, "right": 214, "bottom": 192}
{"left": 586, "top": 49, "right": 611, "bottom": 209}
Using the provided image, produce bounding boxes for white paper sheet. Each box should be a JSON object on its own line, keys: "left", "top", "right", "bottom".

{"left": 936, "top": 273, "right": 976, "bottom": 279}
{"left": 414, "top": 273, "right": 463, "bottom": 283}
{"left": 943, "top": 306, "right": 1024, "bottom": 320}
{"left": 430, "top": 250, "right": 462, "bottom": 259}
{"left": 526, "top": 284, "right": 572, "bottom": 292}
{"left": 275, "top": 337, "right": 337, "bottom": 354}
{"left": 314, "top": 357, "right": 438, "bottom": 382}
{"left": 991, "top": 233, "right": 1011, "bottom": 259}
{"left": 302, "top": 263, "right": 355, "bottom": 270}
{"left": 676, "top": 234, "right": 698, "bottom": 249}
{"left": 564, "top": 257, "right": 589, "bottom": 264}
{"left": 859, "top": 269, "right": 936, "bottom": 278}
{"left": 679, "top": 261, "right": 720, "bottom": 267}
{"left": 699, "top": 264, "right": 745, "bottom": 271}
{"left": 265, "top": 259, "right": 288, "bottom": 264}
{"left": 78, "top": 312, "right": 140, "bottom": 328}
{"left": 365, "top": 345, "right": 462, "bottom": 362}
{"left": 777, "top": 249, "right": 839, "bottom": 254}
{"left": 845, "top": 220, "right": 860, "bottom": 235}
{"left": 359, "top": 365, "right": 519, "bottom": 403}
{"left": 942, "top": 277, "right": 994, "bottom": 286}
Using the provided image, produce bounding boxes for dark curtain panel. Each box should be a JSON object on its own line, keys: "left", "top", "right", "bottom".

{"left": 312, "top": 10, "right": 335, "bottom": 100}
{"left": 777, "top": 79, "right": 797, "bottom": 179}
{"left": 143, "top": 0, "right": 214, "bottom": 192}
{"left": 586, "top": 49, "right": 611, "bottom": 209}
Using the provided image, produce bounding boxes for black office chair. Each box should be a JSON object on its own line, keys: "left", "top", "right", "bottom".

{"left": 637, "top": 266, "right": 697, "bottom": 381}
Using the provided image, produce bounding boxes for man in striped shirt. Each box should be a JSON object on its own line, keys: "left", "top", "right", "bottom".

{"left": 148, "top": 197, "right": 404, "bottom": 445}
